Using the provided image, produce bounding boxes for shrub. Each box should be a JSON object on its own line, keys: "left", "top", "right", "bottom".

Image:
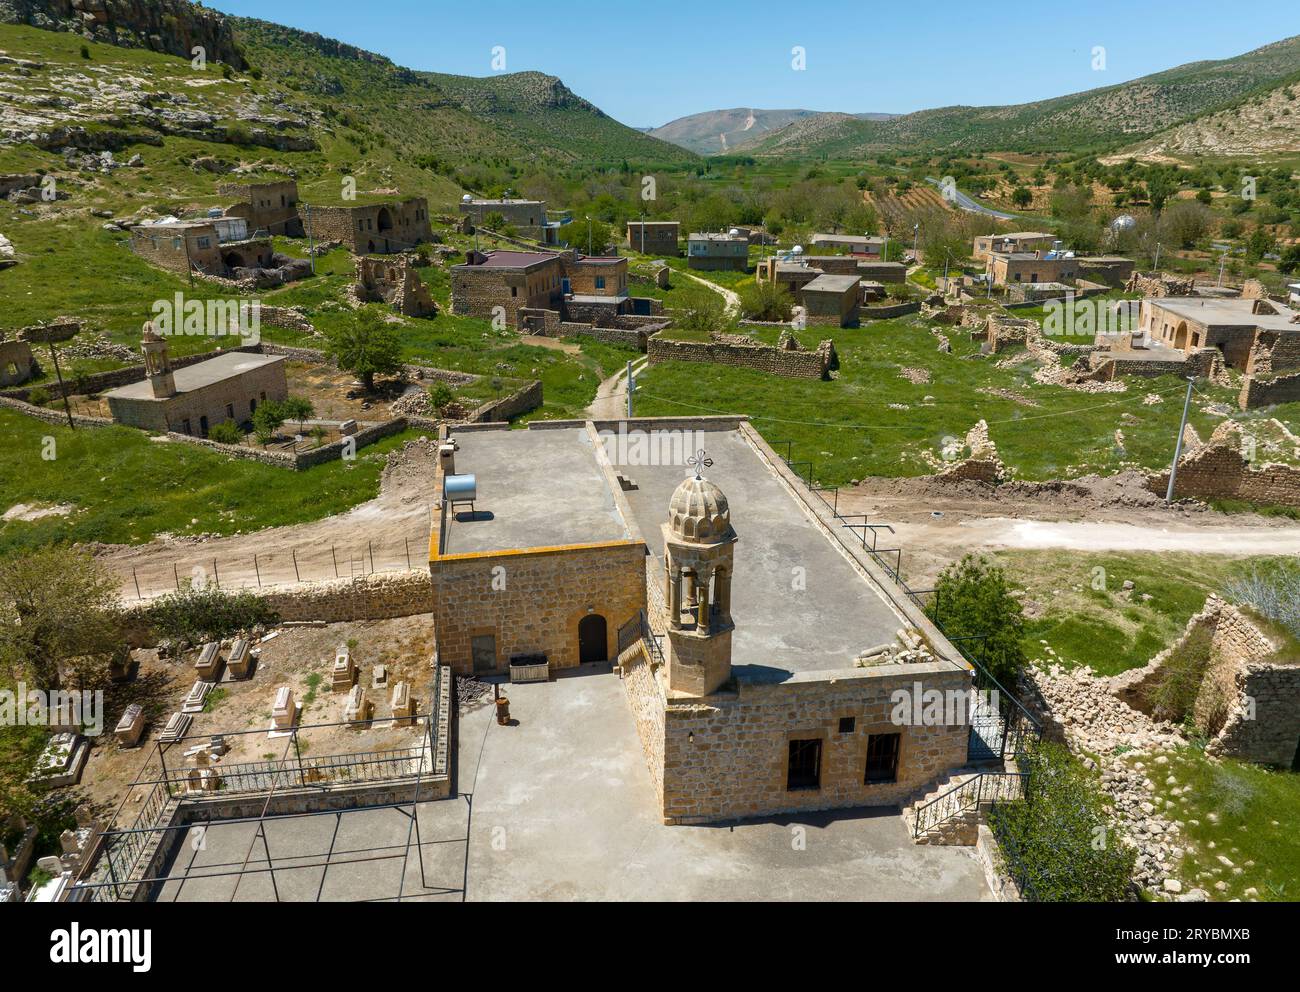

{"left": 737, "top": 280, "right": 794, "bottom": 322}
{"left": 143, "top": 584, "right": 279, "bottom": 646}
{"left": 26, "top": 386, "right": 51, "bottom": 407}
{"left": 208, "top": 419, "right": 243, "bottom": 445}
{"left": 675, "top": 296, "right": 729, "bottom": 336}
{"left": 989, "top": 742, "right": 1136, "bottom": 902}
{"left": 428, "top": 382, "right": 454, "bottom": 411}
{"left": 925, "top": 555, "right": 1028, "bottom": 688}
{"left": 1141, "top": 624, "right": 1213, "bottom": 724}
{"left": 1224, "top": 562, "right": 1300, "bottom": 641}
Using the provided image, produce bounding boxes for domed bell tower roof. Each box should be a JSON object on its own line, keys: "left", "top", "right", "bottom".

{"left": 668, "top": 474, "right": 734, "bottom": 544}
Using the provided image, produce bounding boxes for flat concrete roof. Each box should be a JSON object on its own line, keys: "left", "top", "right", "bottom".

{"left": 614, "top": 429, "right": 905, "bottom": 680}
{"left": 803, "top": 274, "right": 861, "bottom": 294}
{"left": 1148, "top": 297, "right": 1300, "bottom": 332}
{"left": 471, "top": 250, "right": 561, "bottom": 269}
{"left": 105, "top": 353, "right": 285, "bottom": 402}
{"left": 440, "top": 427, "right": 630, "bottom": 556}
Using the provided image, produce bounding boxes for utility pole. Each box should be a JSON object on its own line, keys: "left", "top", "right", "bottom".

{"left": 1165, "top": 378, "right": 1195, "bottom": 505}
{"left": 47, "top": 340, "right": 75, "bottom": 430}
{"left": 306, "top": 204, "right": 316, "bottom": 275}
{"left": 1153, "top": 242, "right": 1162, "bottom": 270}
{"left": 1217, "top": 253, "right": 1227, "bottom": 288}
{"left": 626, "top": 359, "right": 636, "bottom": 418}
{"left": 586, "top": 216, "right": 593, "bottom": 256}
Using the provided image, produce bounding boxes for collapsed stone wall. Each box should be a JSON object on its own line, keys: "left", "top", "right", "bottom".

{"left": 647, "top": 335, "right": 835, "bottom": 379}
{"left": 1240, "top": 369, "right": 1300, "bottom": 410}
{"left": 1245, "top": 328, "right": 1300, "bottom": 378}
{"left": 1110, "top": 597, "right": 1298, "bottom": 767}
{"left": 1125, "top": 271, "right": 1196, "bottom": 298}
{"left": 934, "top": 420, "right": 1006, "bottom": 485}
{"left": 352, "top": 256, "right": 435, "bottom": 317}
{"left": 1146, "top": 421, "right": 1300, "bottom": 508}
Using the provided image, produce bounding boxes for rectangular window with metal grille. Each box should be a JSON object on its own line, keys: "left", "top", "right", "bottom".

{"left": 865, "top": 733, "right": 901, "bottom": 784}
{"left": 787, "top": 739, "right": 822, "bottom": 792}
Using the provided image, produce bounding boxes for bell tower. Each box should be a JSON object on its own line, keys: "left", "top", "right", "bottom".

{"left": 141, "top": 322, "right": 176, "bottom": 398}
{"left": 662, "top": 467, "right": 738, "bottom": 697}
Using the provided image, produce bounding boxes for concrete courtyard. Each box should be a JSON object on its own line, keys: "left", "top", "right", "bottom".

{"left": 153, "top": 672, "right": 991, "bottom": 901}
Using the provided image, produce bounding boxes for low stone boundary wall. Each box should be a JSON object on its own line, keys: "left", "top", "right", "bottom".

{"left": 648, "top": 335, "right": 833, "bottom": 379}
{"left": 1146, "top": 423, "right": 1300, "bottom": 508}
{"left": 467, "top": 379, "right": 544, "bottom": 423}
{"left": 860, "top": 301, "right": 922, "bottom": 320}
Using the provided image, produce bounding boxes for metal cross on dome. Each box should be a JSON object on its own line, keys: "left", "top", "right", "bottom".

{"left": 687, "top": 450, "right": 713, "bottom": 479}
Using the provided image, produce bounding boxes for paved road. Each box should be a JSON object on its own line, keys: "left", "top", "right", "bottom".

{"left": 925, "top": 177, "right": 1017, "bottom": 221}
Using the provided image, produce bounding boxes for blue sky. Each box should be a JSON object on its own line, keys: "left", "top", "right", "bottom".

{"left": 210, "top": 0, "right": 1299, "bottom": 127}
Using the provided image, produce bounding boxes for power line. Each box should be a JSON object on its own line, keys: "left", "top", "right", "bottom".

{"left": 633, "top": 377, "right": 1197, "bottom": 433}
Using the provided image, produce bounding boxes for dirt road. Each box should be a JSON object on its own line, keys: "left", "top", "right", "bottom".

{"left": 678, "top": 270, "right": 741, "bottom": 316}
{"left": 587, "top": 356, "right": 649, "bottom": 420}
{"left": 103, "top": 440, "right": 440, "bottom": 601}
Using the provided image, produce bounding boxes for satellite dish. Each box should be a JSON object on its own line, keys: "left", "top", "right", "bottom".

{"left": 729, "top": 228, "right": 741, "bottom": 238}
{"left": 792, "top": 245, "right": 804, "bottom": 255}
{"left": 462, "top": 194, "right": 473, "bottom": 203}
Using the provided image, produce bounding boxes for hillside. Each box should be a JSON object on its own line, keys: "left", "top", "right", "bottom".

{"left": 1104, "top": 75, "right": 1300, "bottom": 162}
{"left": 649, "top": 108, "right": 899, "bottom": 155}
{"left": 0, "top": 4, "right": 693, "bottom": 171}
{"left": 749, "top": 34, "right": 1300, "bottom": 157}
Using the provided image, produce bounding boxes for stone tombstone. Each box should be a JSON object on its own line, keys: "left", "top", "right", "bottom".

{"left": 271, "top": 687, "right": 297, "bottom": 732}
{"left": 391, "top": 681, "right": 415, "bottom": 727}
{"left": 181, "top": 680, "right": 211, "bottom": 714}
{"left": 332, "top": 645, "right": 357, "bottom": 692}
{"left": 158, "top": 711, "right": 192, "bottom": 743}
{"left": 114, "top": 703, "right": 146, "bottom": 747}
{"left": 227, "top": 637, "right": 253, "bottom": 680}
{"left": 195, "top": 641, "right": 223, "bottom": 681}
{"left": 343, "top": 685, "right": 370, "bottom": 726}
{"left": 372, "top": 664, "right": 388, "bottom": 689}
{"left": 340, "top": 419, "right": 359, "bottom": 437}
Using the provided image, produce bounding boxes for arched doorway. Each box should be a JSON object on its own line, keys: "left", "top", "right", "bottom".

{"left": 1173, "top": 321, "right": 1190, "bottom": 350}
{"left": 578, "top": 614, "right": 608, "bottom": 664}
{"left": 223, "top": 250, "right": 247, "bottom": 269}
{"left": 377, "top": 207, "right": 393, "bottom": 233}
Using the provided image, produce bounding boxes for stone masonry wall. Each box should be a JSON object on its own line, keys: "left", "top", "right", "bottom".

{"left": 430, "top": 541, "right": 647, "bottom": 676}
{"left": 618, "top": 640, "right": 666, "bottom": 803}
{"left": 648, "top": 335, "right": 833, "bottom": 379}
{"left": 1240, "top": 369, "right": 1300, "bottom": 410}
{"left": 658, "top": 664, "right": 972, "bottom": 824}
{"left": 1147, "top": 432, "right": 1300, "bottom": 508}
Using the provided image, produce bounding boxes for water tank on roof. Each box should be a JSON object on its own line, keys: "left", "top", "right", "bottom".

{"left": 462, "top": 194, "right": 473, "bottom": 203}
{"left": 207, "top": 207, "right": 223, "bottom": 219}
{"left": 445, "top": 474, "right": 478, "bottom": 504}
{"left": 729, "top": 228, "right": 741, "bottom": 238}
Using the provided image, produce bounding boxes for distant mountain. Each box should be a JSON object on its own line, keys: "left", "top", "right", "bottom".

{"left": 649, "top": 108, "right": 896, "bottom": 155}
{"left": 747, "top": 35, "right": 1300, "bottom": 158}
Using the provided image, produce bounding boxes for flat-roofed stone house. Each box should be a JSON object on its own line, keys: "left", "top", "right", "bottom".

{"left": 105, "top": 330, "right": 288, "bottom": 436}
{"left": 129, "top": 220, "right": 275, "bottom": 277}
{"left": 627, "top": 221, "right": 681, "bottom": 257}
{"left": 1138, "top": 296, "right": 1300, "bottom": 371}
{"left": 801, "top": 273, "right": 862, "bottom": 327}
{"left": 459, "top": 197, "right": 567, "bottom": 245}
{"left": 450, "top": 250, "right": 566, "bottom": 325}
{"left": 988, "top": 250, "right": 1079, "bottom": 288}
{"left": 973, "top": 231, "right": 1056, "bottom": 261}
{"left": 687, "top": 231, "right": 749, "bottom": 271}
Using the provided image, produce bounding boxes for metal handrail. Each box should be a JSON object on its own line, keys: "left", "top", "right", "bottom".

{"left": 913, "top": 771, "right": 1028, "bottom": 838}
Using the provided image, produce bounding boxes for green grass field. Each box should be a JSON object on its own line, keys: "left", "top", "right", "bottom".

{"left": 0, "top": 410, "right": 426, "bottom": 554}
{"left": 633, "top": 315, "right": 1272, "bottom": 485}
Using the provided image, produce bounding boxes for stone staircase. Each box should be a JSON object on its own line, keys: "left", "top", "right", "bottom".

{"left": 901, "top": 769, "right": 984, "bottom": 846}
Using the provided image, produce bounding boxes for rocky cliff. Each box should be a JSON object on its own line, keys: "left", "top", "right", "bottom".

{"left": 0, "top": 0, "right": 246, "bottom": 68}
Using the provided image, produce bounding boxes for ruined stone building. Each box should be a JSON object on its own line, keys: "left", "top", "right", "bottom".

{"left": 428, "top": 421, "right": 983, "bottom": 824}
{"left": 304, "top": 198, "right": 433, "bottom": 255}
{"left": 105, "top": 330, "right": 287, "bottom": 435}
{"left": 129, "top": 220, "right": 275, "bottom": 278}
{"left": 218, "top": 180, "right": 304, "bottom": 237}
{"left": 458, "top": 197, "right": 567, "bottom": 245}
{"left": 353, "top": 256, "right": 436, "bottom": 317}
{"left": 0, "top": 336, "right": 38, "bottom": 386}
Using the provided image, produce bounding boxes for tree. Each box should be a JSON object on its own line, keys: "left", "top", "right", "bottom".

{"left": 925, "top": 554, "right": 1027, "bottom": 687}
{"left": 428, "top": 382, "right": 454, "bottom": 411}
{"left": 738, "top": 280, "right": 794, "bottom": 322}
{"left": 1160, "top": 200, "right": 1212, "bottom": 250}
{"left": 675, "top": 295, "right": 729, "bottom": 336}
{"left": 322, "top": 307, "right": 403, "bottom": 393}
{"left": 0, "top": 548, "right": 121, "bottom": 692}
{"left": 1010, "top": 186, "right": 1033, "bottom": 209}
{"left": 1147, "top": 174, "right": 1176, "bottom": 215}
{"left": 1244, "top": 226, "right": 1277, "bottom": 264}
{"left": 281, "top": 396, "right": 315, "bottom": 432}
